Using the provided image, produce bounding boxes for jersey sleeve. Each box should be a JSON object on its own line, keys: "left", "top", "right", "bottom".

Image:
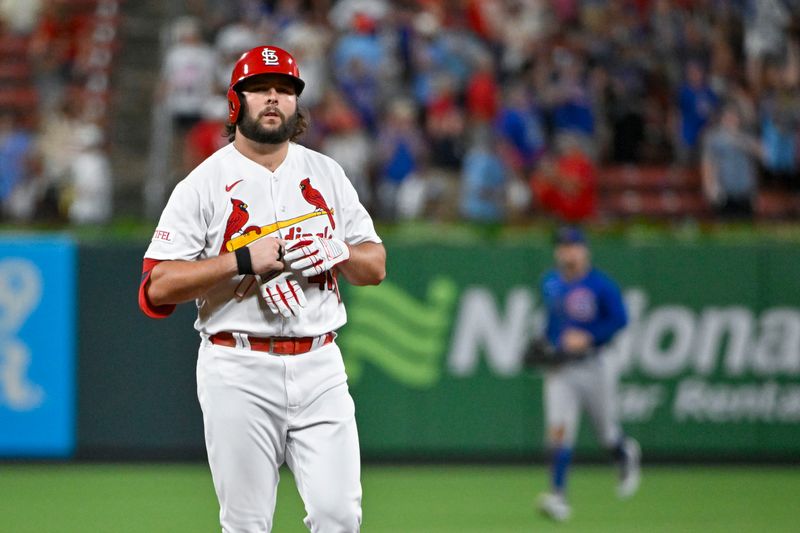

{"left": 591, "top": 273, "right": 628, "bottom": 345}
{"left": 338, "top": 170, "right": 381, "bottom": 246}
{"left": 144, "top": 180, "right": 208, "bottom": 261}
{"left": 139, "top": 180, "right": 207, "bottom": 319}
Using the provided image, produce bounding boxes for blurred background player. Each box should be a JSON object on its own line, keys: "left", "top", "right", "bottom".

{"left": 535, "top": 226, "right": 640, "bottom": 522}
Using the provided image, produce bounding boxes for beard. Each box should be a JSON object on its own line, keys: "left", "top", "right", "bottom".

{"left": 238, "top": 105, "right": 299, "bottom": 144}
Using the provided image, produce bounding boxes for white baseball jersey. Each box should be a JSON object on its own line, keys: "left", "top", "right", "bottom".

{"left": 142, "top": 142, "right": 381, "bottom": 337}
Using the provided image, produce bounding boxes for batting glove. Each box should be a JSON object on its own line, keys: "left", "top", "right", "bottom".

{"left": 284, "top": 237, "right": 350, "bottom": 277}
{"left": 260, "top": 272, "right": 307, "bottom": 318}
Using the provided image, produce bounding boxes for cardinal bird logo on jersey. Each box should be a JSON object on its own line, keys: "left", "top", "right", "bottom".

{"left": 220, "top": 198, "right": 261, "bottom": 254}
{"left": 300, "top": 178, "right": 335, "bottom": 230}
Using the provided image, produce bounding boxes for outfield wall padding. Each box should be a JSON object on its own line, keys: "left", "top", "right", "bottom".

{"left": 33, "top": 239, "right": 800, "bottom": 459}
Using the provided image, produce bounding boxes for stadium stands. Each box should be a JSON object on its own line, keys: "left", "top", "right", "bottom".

{"left": 1, "top": 1, "right": 798, "bottom": 225}
{"left": 598, "top": 165, "right": 709, "bottom": 220}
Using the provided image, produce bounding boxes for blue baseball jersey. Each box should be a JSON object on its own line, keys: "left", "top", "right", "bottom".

{"left": 540, "top": 267, "right": 628, "bottom": 350}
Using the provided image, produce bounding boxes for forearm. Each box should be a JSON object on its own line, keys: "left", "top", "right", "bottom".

{"left": 147, "top": 254, "right": 238, "bottom": 305}
{"left": 147, "top": 236, "right": 285, "bottom": 305}
{"left": 338, "top": 242, "right": 386, "bottom": 286}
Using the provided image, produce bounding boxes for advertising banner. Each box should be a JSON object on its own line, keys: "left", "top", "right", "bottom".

{"left": 339, "top": 241, "right": 800, "bottom": 459}
{"left": 0, "top": 237, "right": 76, "bottom": 457}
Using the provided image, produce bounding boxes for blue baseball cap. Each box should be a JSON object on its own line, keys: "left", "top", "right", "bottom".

{"left": 554, "top": 226, "right": 586, "bottom": 245}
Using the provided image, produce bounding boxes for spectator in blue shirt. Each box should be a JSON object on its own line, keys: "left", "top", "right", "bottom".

{"left": 0, "top": 112, "right": 35, "bottom": 212}
{"left": 495, "top": 83, "right": 547, "bottom": 173}
{"left": 460, "top": 125, "right": 507, "bottom": 223}
{"left": 702, "top": 104, "right": 763, "bottom": 219}
{"left": 676, "top": 60, "right": 720, "bottom": 164}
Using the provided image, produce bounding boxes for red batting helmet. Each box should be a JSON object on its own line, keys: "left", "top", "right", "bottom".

{"left": 227, "top": 45, "right": 305, "bottom": 123}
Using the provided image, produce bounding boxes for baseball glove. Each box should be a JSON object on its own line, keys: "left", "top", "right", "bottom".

{"left": 522, "top": 337, "right": 565, "bottom": 368}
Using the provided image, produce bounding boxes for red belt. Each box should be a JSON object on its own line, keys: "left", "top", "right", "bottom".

{"left": 209, "top": 332, "right": 334, "bottom": 355}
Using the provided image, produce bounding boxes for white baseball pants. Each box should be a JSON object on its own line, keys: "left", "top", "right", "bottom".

{"left": 196, "top": 340, "right": 362, "bottom": 533}
{"left": 543, "top": 354, "right": 622, "bottom": 449}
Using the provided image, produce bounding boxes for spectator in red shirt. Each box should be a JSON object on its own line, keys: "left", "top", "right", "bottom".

{"left": 182, "top": 96, "right": 229, "bottom": 173}
{"left": 466, "top": 53, "right": 499, "bottom": 122}
{"left": 530, "top": 133, "right": 597, "bottom": 222}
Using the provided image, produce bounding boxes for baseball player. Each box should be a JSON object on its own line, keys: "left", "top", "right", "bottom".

{"left": 532, "top": 226, "right": 640, "bottom": 522}
{"left": 138, "top": 45, "right": 386, "bottom": 533}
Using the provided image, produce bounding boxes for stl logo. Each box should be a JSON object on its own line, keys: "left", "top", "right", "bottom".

{"left": 262, "top": 48, "right": 279, "bottom": 65}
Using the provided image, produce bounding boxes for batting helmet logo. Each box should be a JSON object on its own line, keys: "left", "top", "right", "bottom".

{"left": 227, "top": 45, "right": 305, "bottom": 123}
{"left": 261, "top": 48, "right": 279, "bottom": 65}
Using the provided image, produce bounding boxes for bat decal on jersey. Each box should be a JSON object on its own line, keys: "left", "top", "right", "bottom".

{"left": 225, "top": 209, "right": 334, "bottom": 252}
{"left": 299, "top": 178, "right": 335, "bottom": 230}
{"left": 220, "top": 198, "right": 263, "bottom": 254}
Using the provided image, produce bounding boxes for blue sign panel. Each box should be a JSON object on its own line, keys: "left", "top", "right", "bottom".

{"left": 0, "top": 237, "right": 76, "bottom": 457}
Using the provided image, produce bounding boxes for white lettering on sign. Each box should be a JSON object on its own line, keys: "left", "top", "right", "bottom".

{"left": 638, "top": 306, "right": 696, "bottom": 378}
{"left": 753, "top": 308, "right": 800, "bottom": 376}
{"left": 1, "top": 340, "right": 43, "bottom": 410}
{"left": 600, "top": 288, "right": 800, "bottom": 379}
{"left": 448, "top": 287, "right": 539, "bottom": 377}
{"left": 672, "top": 378, "right": 800, "bottom": 423}
{"left": 445, "top": 284, "right": 800, "bottom": 377}
{"left": 619, "top": 384, "right": 665, "bottom": 422}
{"left": 0, "top": 259, "right": 44, "bottom": 411}
{"left": 441, "top": 283, "right": 800, "bottom": 425}
{"left": 693, "top": 307, "right": 752, "bottom": 376}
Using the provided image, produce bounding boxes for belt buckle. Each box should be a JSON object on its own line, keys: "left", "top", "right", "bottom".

{"left": 269, "top": 337, "right": 292, "bottom": 356}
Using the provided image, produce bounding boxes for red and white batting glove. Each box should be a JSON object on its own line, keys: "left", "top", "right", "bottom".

{"left": 259, "top": 272, "right": 307, "bottom": 318}
{"left": 284, "top": 237, "right": 350, "bottom": 277}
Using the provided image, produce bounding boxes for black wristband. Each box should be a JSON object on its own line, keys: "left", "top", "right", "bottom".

{"left": 235, "top": 246, "right": 255, "bottom": 275}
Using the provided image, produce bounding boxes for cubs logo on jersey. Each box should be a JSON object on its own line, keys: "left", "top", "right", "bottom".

{"left": 565, "top": 287, "right": 597, "bottom": 322}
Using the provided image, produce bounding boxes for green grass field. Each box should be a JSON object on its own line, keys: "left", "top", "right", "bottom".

{"left": 1, "top": 463, "right": 797, "bottom": 532}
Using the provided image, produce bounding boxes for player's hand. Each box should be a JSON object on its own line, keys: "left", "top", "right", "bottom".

{"left": 561, "top": 328, "right": 592, "bottom": 354}
{"left": 260, "top": 272, "right": 306, "bottom": 318}
{"left": 248, "top": 237, "right": 285, "bottom": 275}
{"left": 284, "top": 236, "right": 350, "bottom": 277}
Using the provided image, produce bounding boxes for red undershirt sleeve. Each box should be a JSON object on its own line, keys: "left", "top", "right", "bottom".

{"left": 138, "top": 258, "right": 176, "bottom": 319}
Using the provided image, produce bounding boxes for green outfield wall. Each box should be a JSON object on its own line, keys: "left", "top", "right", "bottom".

{"left": 30, "top": 239, "right": 800, "bottom": 459}
{"left": 340, "top": 241, "right": 800, "bottom": 460}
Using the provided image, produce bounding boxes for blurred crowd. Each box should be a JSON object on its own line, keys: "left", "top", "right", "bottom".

{"left": 2, "top": 0, "right": 800, "bottom": 226}
{"left": 0, "top": 0, "right": 116, "bottom": 224}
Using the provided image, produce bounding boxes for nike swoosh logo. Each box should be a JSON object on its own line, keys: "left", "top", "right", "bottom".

{"left": 225, "top": 179, "right": 244, "bottom": 192}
